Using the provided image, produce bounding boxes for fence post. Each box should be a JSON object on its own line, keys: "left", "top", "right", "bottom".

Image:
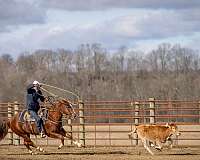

{"left": 67, "top": 119, "right": 73, "bottom": 145}
{"left": 7, "top": 103, "right": 13, "bottom": 145}
{"left": 79, "top": 101, "right": 85, "bottom": 147}
{"left": 134, "top": 102, "right": 139, "bottom": 145}
{"left": 199, "top": 101, "right": 200, "bottom": 124}
{"left": 149, "top": 98, "right": 155, "bottom": 124}
{"left": 13, "top": 101, "right": 20, "bottom": 145}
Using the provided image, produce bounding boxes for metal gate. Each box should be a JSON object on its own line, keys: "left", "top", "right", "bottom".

{"left": 0, "top": 99, "right": 200, "bottom": 147}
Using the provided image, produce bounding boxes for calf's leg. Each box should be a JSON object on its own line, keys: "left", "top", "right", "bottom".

{"left": 141, "top": 139, "right": 154, "bottom": 155}
{"left": 155, "top": 141, "right": 162, "bottom": 151}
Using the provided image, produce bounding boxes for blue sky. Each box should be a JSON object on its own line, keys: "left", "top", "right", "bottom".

{"left": 0, "top": 0, "right": 200, "bottom": 57}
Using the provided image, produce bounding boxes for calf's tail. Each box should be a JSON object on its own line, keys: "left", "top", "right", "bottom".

{"left": 0, "top": 119, "right": 10, "bottom": 141}
{"left": 128, "top": 125, "right": 137, "bottom": 139}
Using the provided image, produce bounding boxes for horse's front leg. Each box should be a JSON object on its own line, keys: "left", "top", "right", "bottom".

{"left": 60, "top": 127, "right": 82, "bottom": 148}
{"left": 48, "top": 132, "right": 65, "bottom": 149}
{"left": 65, "top": 132, "right": 82, "bottom": 147}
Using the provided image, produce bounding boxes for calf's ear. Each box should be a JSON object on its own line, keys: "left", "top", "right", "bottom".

{"left": 165, "top": 123, "right": 170, "bottom": 127}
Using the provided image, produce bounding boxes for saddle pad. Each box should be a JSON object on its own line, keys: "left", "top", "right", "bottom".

{"left": 19, "top": 110, "right": 35, "bottom": 123}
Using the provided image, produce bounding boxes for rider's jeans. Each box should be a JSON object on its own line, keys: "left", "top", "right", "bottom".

{"left": 28, "top": 110, "right": 43, "bottom": 133}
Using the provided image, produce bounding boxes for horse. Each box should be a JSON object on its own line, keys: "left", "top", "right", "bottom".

{"left": 0, "top": 98, "right": 82, "bottom": 154}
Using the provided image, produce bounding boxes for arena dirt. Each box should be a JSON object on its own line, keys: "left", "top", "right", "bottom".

{"left": 0, "top": 145, "right": 200, "bottom": 160}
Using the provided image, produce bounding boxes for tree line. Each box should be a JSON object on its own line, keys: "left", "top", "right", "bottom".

{"left": 0, "top": 43, "right": 200, "bottom": 102}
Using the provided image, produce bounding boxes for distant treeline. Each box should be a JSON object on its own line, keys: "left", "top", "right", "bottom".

{"left": 0, "top": 43, "right": 200, "bottom": 102}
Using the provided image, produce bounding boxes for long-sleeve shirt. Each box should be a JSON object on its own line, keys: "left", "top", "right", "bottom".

{"left": 26, "top": 84, "right": 45, "bottom": 112}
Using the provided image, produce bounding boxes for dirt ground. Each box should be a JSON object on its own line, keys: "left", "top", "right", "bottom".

{"left": 0, "top": 145, "right": 200, "bottom": 160}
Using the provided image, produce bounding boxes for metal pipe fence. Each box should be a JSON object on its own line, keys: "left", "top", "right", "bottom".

{"left": 0, "top": 99, "right": 200, "bottom": 147}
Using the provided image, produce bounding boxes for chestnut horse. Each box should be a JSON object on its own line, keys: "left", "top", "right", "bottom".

{"left": 0, "top": 99, "right": 82, "bottom": 154}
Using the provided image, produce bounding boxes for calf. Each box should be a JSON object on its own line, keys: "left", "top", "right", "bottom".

{"left": 128, "top": 123, "right": 181, "bottom": 155}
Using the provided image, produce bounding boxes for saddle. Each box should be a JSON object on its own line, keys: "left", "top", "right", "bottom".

{"left": 19, "top": 110, "right": 35, "bottom": 123}
{"left": 19, "top": 109, "right": 48, "bottom": 124}
{"left": 38, "top": 108, "right": 48, "bottom": 122}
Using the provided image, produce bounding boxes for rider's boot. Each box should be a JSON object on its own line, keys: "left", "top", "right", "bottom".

{"left": 40, "top": 131, "right": 46, "bottom": 138}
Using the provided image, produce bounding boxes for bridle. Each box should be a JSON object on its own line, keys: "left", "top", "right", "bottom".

{"left": 43, "top": 97, "right": 77, "bottom": 124}
{"left": 64, "top": 102, "right": 77, "bottom": 119}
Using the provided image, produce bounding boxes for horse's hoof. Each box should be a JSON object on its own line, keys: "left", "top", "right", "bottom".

{"left": 58, "top": 144, "right": 63, "bottom": 149}
{"left": 155, "top": 147, "right": 162, "bottom": 152}
{"left": 77, "top": 143, "right": 82, "bottom": 148}
{"left": 76, "top": 142, "right": 83, "bottom": 148}
{"left": 37, "top": 147, "right": 45, "bottom": 152}
{"left": 29, "top": 150, "right": 37, "bottom": 155}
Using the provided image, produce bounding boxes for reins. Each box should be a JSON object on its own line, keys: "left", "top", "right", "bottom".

{"left": 47, "top": 112, "right": 62, "bottom": 124}
{"left": 42, "top": 100, "right": 74, "bottom": 125}
{"left": 41, "top": 105, "right": 63, "bottom": 125}
{"left": 38, "top": 83, "right": 79, "bottom": 123}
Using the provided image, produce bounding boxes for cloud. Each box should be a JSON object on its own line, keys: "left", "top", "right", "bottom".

{"left": 101, "top": 9, "right": 200, "bottom": 39}
{"left": 40, "top": 0, "right": 200, "bottom": 11}
{"left": 0, "top": 0, "right": 199, "bottom": 33}
{"left": 0, "top": 0, "right": 46, "bottom": 32}
{"left": 0, "top": 1, "right": 199, "bottom": 56}
{"left": 26, "top": 9, "right": 200, "bottom": 51}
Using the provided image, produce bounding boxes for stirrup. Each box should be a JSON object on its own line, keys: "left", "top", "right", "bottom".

{"left": 40, "top": 132, "right": 46, "bottom": 138}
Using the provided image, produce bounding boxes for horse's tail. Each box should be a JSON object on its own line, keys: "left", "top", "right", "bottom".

{"left": 0, "top": 119, "right": 10, "bottom": 141}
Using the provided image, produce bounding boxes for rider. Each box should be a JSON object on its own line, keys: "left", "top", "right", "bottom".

{"left": 26, "top": 80, "right": 46, "bottom": 138}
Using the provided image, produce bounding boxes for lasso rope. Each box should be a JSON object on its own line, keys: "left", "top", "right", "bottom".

{"left": 40, "top": 83, "right": 80, "bottom": 105}
{"left": 40, "top": 87, "right": 59, "bottom": 98}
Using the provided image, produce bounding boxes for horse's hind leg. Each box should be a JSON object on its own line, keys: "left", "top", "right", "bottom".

{"left": 24, "top": 138, "right": 35, "bottom": 155}
{"left": 24, "top": 136, "right": 45, "bottom": 154}
{"left": 29, "top": 140, "right": 45, "bottom": 153}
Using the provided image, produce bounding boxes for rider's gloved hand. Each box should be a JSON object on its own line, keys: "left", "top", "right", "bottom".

{"left": 44, "top": 97, "right": 48, "bottom": 103}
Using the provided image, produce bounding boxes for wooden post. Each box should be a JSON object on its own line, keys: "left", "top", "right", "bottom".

{"left": 7, "top": 103, "right": 13, "bottom": 145}
{"left": 199, "top": 101, "right": 200, "bottom": 124}
{"left": 67, "top": 119, "right": 73, "bottom": 145}
{"left": 79, "top": 101, "right": 85, "bottom": 147}
{"left": 13, "top": 101, "right": 20, "bottom": 145}
{"left": 149, "top": 98, "right": 155, "bottom": 124}
{"left": 134, "top": 102, "right": 139, "bottom": 145}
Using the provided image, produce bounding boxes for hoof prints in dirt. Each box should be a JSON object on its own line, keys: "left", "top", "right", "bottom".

{"left": 8, "top": 151, "right": 127, "bottom": 156}
{"left": 166, "top": 153, "right": 200, "bottom": 156}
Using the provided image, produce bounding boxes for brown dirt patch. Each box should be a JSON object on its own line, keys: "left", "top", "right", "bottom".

{"left": 0, "top": 145, "right": 200, "bottom": 160}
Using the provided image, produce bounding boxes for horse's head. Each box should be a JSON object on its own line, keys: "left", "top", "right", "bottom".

{"left": 57, "top": 99, "right": 77, "bottom": 119}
